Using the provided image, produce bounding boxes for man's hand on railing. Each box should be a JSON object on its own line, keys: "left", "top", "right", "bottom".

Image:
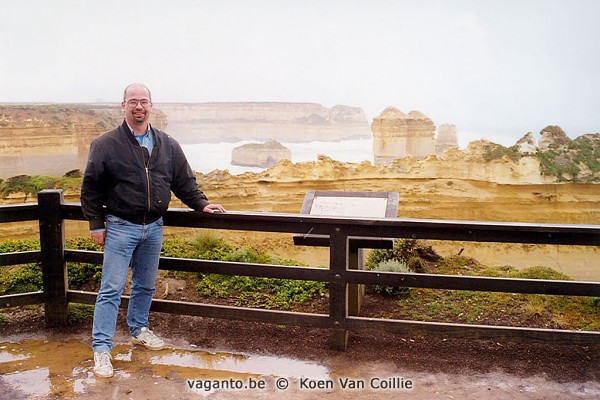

{"left": 203, "top": 204, "right": 226, "bottom": 214}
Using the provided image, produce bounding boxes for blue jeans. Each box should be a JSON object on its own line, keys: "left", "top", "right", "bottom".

{"left": 92, "top": 215, "right": 164, "bottom": 353}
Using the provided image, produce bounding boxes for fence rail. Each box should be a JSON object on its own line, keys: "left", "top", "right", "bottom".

{"left": 1, "top": 189, "right": 599, "bottom": 349}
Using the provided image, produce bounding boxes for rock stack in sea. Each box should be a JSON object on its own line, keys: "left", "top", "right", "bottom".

{"left": 435, "top": 124, "right": 459, "bottom": 155}
{"left": 371, "top": 107, "right": 436, "bottom": 164}
{"left": 231, "top": 139, "right": 291, "bottom": 168}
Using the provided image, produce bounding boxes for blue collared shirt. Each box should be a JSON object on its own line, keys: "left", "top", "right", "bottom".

{"left": 126, "top": 122, "right": 155, "bottom": 156}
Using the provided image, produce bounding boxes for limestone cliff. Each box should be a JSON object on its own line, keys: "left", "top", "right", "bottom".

{"left": 0, "top": 102, "right": 368, "bottom": 178}
{"left": 1, "top": 104, "right": 598, "bottom": 186}
{"left": 511, "top": 126, "right": 600, "bottom": 183}
{"left": 243, "top": 144, "right": 548, "bottom": 185}
{"left": 0, "top": 104, "right": 167, "bottom": 179}
{"left": 155, "top": 102, "right": 371, "bottom": 144}
{"left": 231, "top": 140, "right": 291, "bottom": 168}
{"left": 193, "top": 154, "right": 598, "bottom": 223}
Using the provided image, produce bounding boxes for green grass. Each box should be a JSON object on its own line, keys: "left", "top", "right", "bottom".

{"left": 67, "top": 304, "right": 95, "bottom": 325}
{"left": 388, "top": 287, "right": 600, "bottom": 331}
{"left": 365, "top": 244, "right": 600, "bottom": 331}
{"left": 0, "top": 239, "right": 44, "bottom": 295}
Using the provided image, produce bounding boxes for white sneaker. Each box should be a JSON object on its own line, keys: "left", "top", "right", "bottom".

{"left": 132, "top": 327, "right": 165, "bottom": 350}
{"left": 93, "top": 352, "right": 113, "bottom": 378}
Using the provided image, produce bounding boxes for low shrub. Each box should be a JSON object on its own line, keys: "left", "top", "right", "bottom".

{"left": 66, "top": 238, "right": 103, "bottom": 290}
{"left": 0, "top": 264, "right": 43, "bottom": 295}
{"left": 366, "top": 239, "right": 440, "bottom": 274}
{"left": 368, "top": 259, "right": 412, "bottom": 296}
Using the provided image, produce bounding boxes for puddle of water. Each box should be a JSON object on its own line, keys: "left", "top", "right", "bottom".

{"left": 1, "top": 367, "right": 51, "bottom": 398}
{"left": 0, "top": 338, "right": 330, "bottom": 399}
{"left": 148, "top": 349, "right": 329, "bottom": 379}
{"left": 0, "top": 345, "right": 30, "bottom": 363}
{"left": 1, "top": 338, "right": 599, "bottom": 399}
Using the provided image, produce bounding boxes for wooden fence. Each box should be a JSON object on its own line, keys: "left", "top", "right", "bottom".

{"left": 1, "top": 189, "right": 599, "bottom": 350}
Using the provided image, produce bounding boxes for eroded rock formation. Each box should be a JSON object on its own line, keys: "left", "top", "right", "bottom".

{"left": 436, "top": 124, "right": 458, "bottom": 155}
{"left": 538, "top": 125, "right": 571, "bottom": 151}
{"left": 252, "top": 144, "right": 548, "bottom": 185}
{"left": 516, "top": 132, "right": 537, "bottom": 154}
{"left": 371, "top": 107, "right": 436, "bottom": 164}
{"left": 231, "top": 140, "right": 291, "bottom": 168}
{"left": 370, "top": 107, "right": 408, "bottom": 164}
{"left": 406, "top": 111, "right": 436, "bottom": 157}
{"left": 514, "top": 126, "right": 600, "bottom": 182}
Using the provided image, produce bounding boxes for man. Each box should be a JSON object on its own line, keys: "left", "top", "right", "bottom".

{"left": 81, "top": 83, "right": 225, "bottom": 378}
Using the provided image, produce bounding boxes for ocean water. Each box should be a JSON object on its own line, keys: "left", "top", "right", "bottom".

{"left": 181, "top": 138, "right": 374, "bottom": 175}
{"left": 180, "top": 132, "right": 490, "bottom": 175}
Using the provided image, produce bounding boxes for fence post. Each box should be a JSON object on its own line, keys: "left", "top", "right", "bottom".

{"left": 38, "top": 189, "right": 68, "bottom": 327}
{"left": 328, "top": 228, "right": 349, "bottom": 351}
{"left": 347, "top": 244, "right": 365, "bottom": 316}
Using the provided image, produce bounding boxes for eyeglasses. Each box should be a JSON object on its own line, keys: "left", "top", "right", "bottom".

{"left": 125, "top": 99, "right": 151, "bottom": 107}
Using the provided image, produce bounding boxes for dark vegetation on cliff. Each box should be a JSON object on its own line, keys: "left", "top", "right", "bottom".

{"left": 483, "top": 126, "right": 600, "bottom": 183}
{"left": 536, "top": 134, "right": 600, "bottom": 182}
{"left": 0, "top": 173, "right": 81, "bottom": 199}
{"left": 1, "top": 234, "right": 598, "bottom": 331}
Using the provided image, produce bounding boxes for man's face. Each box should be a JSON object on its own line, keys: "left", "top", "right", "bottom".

{"left": 122, "top": 86, "right": 153, "bottom": 125}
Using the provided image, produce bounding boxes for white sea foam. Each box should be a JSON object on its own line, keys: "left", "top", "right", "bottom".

{"left": 182, "top": 138, "right": 374, "bottom": 175}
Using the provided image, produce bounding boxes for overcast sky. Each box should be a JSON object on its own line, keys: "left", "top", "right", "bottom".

{"left": 1, "top": 0, "right": 598, "bottom": 146}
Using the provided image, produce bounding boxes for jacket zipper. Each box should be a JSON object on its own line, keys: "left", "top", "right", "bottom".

{"left": 140, "top": 146, "right": 152, "bottom": 224}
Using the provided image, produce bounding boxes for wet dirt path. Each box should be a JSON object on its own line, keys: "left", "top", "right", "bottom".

{"left": 0, "top": 331, "right": 599, "bottom": 400}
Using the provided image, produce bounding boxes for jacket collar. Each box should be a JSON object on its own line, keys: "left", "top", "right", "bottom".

{"left": 120, "top": 120, "right": 161, "bottom": 147}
